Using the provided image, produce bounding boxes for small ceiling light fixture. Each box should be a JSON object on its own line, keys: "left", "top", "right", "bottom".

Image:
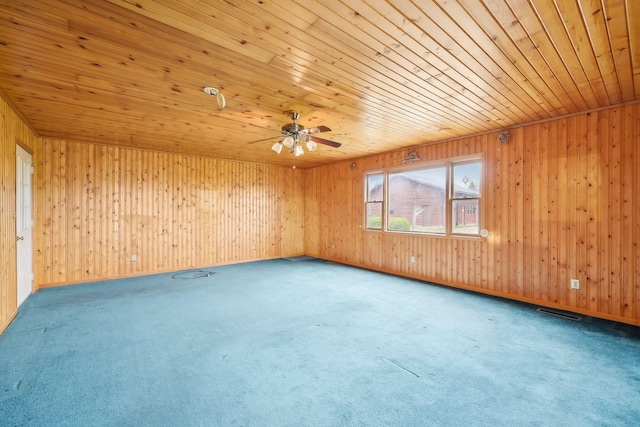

{"left": 203, "top": 86, "right": 225, "bottom": 109}
{"left": 498, "top": 130, "right": 510, "bottom": 144}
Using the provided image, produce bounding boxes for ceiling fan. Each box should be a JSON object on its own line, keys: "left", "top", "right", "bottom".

{"left": 251, "top": 112, "right": 342, "bottom": 157}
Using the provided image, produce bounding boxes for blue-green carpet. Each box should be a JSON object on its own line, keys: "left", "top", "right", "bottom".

{"left": 1, "top": 258, "right": 639, "bottom": 426}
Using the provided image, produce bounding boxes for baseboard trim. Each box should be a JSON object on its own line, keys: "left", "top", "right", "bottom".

{"left": 308, "top": 253, "right": 640, "bottom": 328}
{"left": 0, "top": 308, "right": 18, "bottom": 335}
{"left": 35, "top": 255, "right": 296, "bottom": 289}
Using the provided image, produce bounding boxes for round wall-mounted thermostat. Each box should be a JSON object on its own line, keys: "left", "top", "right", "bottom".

{"left": 479, "top": 229, "right": 490, "bottom": 238}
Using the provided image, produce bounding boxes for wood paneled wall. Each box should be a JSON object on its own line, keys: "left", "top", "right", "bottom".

{"left": 2, "top": 94, "right": 639, "bottom": 332}
{"left": 305, "top": 103, "right": 640, "bottom": 326}
{"left": 32, "top": 140, "right": 305, "bottom": 287}
{"left": 0, "top": 95, "right": 37, "bottom": 334}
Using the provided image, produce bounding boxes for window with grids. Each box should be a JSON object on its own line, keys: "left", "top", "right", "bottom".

{"left": 365, "top": 157, "right": 482, "bottom": 236}
{"left": 365, "top": 173, "right": 384, "bottom": 230}
{"left": 450, "top": 160, "right": 481, "bottom": 235}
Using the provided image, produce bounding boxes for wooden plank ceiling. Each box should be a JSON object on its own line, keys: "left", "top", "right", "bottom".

{"left": 0, "top": 0, "right": 638, "bottom": 168}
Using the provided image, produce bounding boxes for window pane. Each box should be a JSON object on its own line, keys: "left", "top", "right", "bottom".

{"left": 388, "top": 167, "right": 446, "bottom": 233}
{"left": 366, "top": 173, "right": 383, "bottom": 202}
{"left": 452, "top": 199, "right": 479, "bottom": 235}
{"left": 366, "top": 202, "right": 383, "bottom": 229}
{"left": 365, "top": 173, "right": 384, "bottom": 229}
{"left": 452, "top": 162, "right": 481, "bottom": 198}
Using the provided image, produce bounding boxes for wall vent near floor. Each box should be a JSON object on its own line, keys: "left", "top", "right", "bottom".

{"left": 536, "top": 307, "right": 582, "bottom": 321}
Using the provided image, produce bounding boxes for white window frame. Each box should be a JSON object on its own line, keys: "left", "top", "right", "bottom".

{"left": 364, "top": 155, "right": 483, "bottom": 238}
{"left": 364, "top": 172, "right": 384, "bottom": 230}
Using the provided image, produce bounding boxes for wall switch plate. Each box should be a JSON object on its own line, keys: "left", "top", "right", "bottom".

{"left": 131, "top": 254, "right": 137, "bottom": 262}
{"left": 570, "top": 279, "right": 580, "bottom": 290}
{"left": 410, "top": 256, "right": 416, "bottom": 263}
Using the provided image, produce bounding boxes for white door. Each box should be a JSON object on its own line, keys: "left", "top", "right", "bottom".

{"left": 16, "top": 145, "right": 33, "bottom": 307}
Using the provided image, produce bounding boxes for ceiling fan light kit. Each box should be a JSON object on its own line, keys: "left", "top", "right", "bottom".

{"left": 306, "top": 139, "right": 317, "bottom": 152}
{"left": 271, "top": 141, "right": 283, "bottom": 154}
{"left": 283, "top": 135, "right": 295, "bottom": 148}
{"left": 267, "top": 112, "right": 342, "bottom": 157}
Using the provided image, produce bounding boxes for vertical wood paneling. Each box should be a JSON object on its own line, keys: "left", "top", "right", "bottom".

{"left": 0, "top": 95, "right": 37, "bottom": 334}
{"left": 52, "top": 140, "right": 66, "bottom": 282}
{"left": 122, "top": 148, "right": 132, "bottom": 276}
{"left": 32, "top": 141, "right": 305, "bottom": 289}
{"left": 538, "top": 123, "right": 550, "bottom": 302}
{"left": 547, "top": 120, "right": 559, "bottom": 304}
{"left": 96, "top": 146, "right": 105, "bottom": 278}
{"left": 598, "top": 110, "right": 611, "bottom": 315}
{"left": 556, "top": 118, "right": 569, "bottom": 307}
{"left": 586, "top": 112, "right": 600, "bottom": 314}
{"left": 73, "top": 144, "right": 82, "bottom": 279}
{"left": 635, "top": 108, "right": 640, "bottom": 322}
{"left": 576, "top": 113, "right": 589, "bottom": 311}
{"left": 85, "top": 143, "right": 96, "bottom": 279}
{"left": 621, "top": 107, "right": 635, "bottom": 318}
{"left": 609, "top": 108, "right": 622, "bottom": 317}
{"left": 305, "top": 103, "right": 640, "bottom": 326}
{"left": 492, "top": 128, "right": 508, "bottom": 292}
{"left": 3, "top": 96, "right": 640, "bottom": 333}
{"left": 513, "top": 127, "right": 525, "bottom": 297}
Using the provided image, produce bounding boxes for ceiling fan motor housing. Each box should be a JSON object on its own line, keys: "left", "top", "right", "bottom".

{"left": 281, "top": 123, "right": 307, "bottom": 135}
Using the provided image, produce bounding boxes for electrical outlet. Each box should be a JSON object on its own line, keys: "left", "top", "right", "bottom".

{"left": 131, "top": 254, "right": 137, "bottom": 262}
{"left": 252, "top": 244, "right": 256, "bottom": 250}
{"left": 570, "top": 279, "right": 580, "bottom": 290}
{"left": 410, "top": 256, "right": 416, "bottom": 263}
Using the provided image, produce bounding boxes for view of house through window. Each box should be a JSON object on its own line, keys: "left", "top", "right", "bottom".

{"left": 388, "top": 166, "right": 447, "bottom": 233}
{"left": 451, "top": 161, "right": 481, "bottom": 235}
{"left": 365, "top": 173, "right": 384, "bottom": 229}
{"left": 365, "top": 157, "right": 482, "bottom": 236}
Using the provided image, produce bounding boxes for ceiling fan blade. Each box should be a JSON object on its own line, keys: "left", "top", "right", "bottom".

{"left": 246, "top": 136, "right": 279, "bottom": 144}
{"left": 310, "top": 136, "right": 342, "bottom": 148}
{"left": 308, "top": 125, "right": 331, "bottom": 134}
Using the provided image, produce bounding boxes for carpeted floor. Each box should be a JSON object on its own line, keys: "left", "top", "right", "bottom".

{"left": 1, "top": 258, "right": 639, "bottom": 426}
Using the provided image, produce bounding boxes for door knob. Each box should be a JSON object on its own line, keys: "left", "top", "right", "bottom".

{"left": 17, "top": 236, "right": 24, "bottom": 241}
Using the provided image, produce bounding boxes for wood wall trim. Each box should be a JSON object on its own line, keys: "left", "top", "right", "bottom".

{"left": 0, "top": 309, "right": 17, "bottom": 335}
{"left": 35, "top": 254, "right": 300, "bottom": 289}
{"left": 0, "top": 88, "right": 40, "bottom": 138}
{"left": 393, "top": 99, "right": 640, "bottom": 157}
{"left": 308, "top": 253, "right": 640, "bottom": 327}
